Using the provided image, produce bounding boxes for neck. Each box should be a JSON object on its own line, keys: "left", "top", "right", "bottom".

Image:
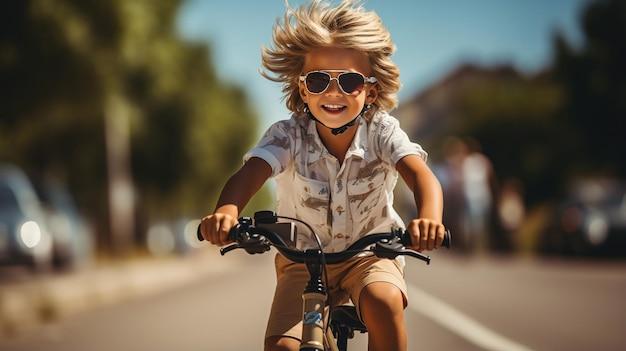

{"left": 306, "top": 106, "right": 367, "bottom": 135}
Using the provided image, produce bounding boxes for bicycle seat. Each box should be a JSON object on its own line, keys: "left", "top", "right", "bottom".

{"left": 330, "top": 305, "right": 367, "bottom": 333}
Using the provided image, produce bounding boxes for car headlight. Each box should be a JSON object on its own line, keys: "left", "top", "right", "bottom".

{"left": 585, "top": 215, "right": 608, "bottom": 246}
{"left": 20, "top": 221, "right": 42, "bottom": 248}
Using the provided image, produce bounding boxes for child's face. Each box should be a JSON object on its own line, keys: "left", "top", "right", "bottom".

{"left": 299, "top": 47, "right": 378, "bottom": 129}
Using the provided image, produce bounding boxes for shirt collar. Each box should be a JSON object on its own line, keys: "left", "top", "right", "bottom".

{"left": 304, "top": 115, "right": 367, "bottom": 162}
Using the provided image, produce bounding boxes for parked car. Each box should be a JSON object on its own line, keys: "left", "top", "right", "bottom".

{"left": 541, "top": 179, "right": 626, "bottom": 257}
{"left": 0, "top": 164, "right": 53, "bottom": 271}
{"left": 34, "top": 179, "right": 95, "bottom": 269}
{"left": 146, "top": 218, "right": 203, "bottom": 257}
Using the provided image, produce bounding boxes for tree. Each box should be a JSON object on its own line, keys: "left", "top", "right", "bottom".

{"left": 552, "top": 0, "right": 626, "bottom": 177}
{"left": 0, "top": 0, "right": 263, "bottom": 253}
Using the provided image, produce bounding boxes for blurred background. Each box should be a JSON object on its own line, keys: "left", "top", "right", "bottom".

{"left": 1, "top": 0, "right": 623, "bottom": 265}
{"left": 0, "top": 0, "right": 625, "bottom": 349}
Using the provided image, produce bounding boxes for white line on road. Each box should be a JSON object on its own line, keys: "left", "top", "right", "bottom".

{"left": 407, "top": 283, "right": 536, "bottom": 351}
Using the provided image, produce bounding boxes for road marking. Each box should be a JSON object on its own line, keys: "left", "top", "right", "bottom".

{"left": 407, "top": 283, "right": 536, "bottom": 351}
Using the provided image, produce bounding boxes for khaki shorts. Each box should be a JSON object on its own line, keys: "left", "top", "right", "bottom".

{"left": 265, "top": 253, "right": 408, "bottom": 340}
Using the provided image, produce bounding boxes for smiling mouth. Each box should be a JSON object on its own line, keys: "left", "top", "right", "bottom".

{"left": 322, "top": 104, "right": 346, "bottom": 112}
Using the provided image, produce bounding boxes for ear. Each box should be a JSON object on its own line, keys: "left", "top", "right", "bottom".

{"left": 299, "top": 82, "right": 309, "bottom": 104}
{"left": 365, "top": 84, "right": 379, "bottom": 105}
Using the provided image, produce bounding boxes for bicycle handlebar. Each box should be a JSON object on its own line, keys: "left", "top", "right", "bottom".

{"left": 197, "top": 211, "right": 451, "bottom": 265}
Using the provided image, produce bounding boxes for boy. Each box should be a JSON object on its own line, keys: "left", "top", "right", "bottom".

{"left": 199, "top": 1, "right": 445, "bottom": 350}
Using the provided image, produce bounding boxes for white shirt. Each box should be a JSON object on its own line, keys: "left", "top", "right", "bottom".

{"left": 244, "top": 110, "right": 427, "bottom": 253}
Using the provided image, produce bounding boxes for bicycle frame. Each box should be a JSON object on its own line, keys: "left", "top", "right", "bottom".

{"left": 301, "top": 249, "right": 330, "bottom": 351}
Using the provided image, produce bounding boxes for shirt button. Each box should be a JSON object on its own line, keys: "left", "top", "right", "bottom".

{"left": 336, "top": 205, "right": 344, "bottom": 214}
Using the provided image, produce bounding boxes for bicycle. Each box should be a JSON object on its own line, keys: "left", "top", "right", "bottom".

{"left": 197, "top": 210, "right": 451, "bottom": 351}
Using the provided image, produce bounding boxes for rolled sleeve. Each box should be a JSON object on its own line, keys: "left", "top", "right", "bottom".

{"left": 243, "top": 119, "right": 295, "bottom": 178}
{"left": 244, "top": 148, "right": 283, "bottom": 177}
{"left": 376, "top": 116, "right": 427, "bottom": 165}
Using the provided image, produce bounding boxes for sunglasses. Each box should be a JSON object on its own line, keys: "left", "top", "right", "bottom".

{"left": 299, "top": 70, "right": 377, "bottom": 95}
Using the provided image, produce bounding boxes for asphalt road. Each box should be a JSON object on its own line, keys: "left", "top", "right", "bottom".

{"left": 0, "top": 250, "right": 625, "bottom": 351}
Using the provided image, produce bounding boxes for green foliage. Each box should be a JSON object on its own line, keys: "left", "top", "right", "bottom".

{"left": 0, "top": 0, "right": 265, "bottom": 249}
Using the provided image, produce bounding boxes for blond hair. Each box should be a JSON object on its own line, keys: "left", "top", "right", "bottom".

{"left": 260, "top": 0, "right": 401, "bottom": 119}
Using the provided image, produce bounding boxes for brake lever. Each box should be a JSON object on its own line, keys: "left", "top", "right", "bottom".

{"left": 399, "top": 250, "right": 431, "bottom": 265}
{"left": 220, "top": 243, "right": 240, "bottom": 256}
{"left": 374, "top": 236, "right": 432, "bottom": 264}
{"left": 219, "top": 233, "right": 271, "bottom": 256}
{"left": 373, "top": 237, "right": 404, "bottom": 259}
{"left": 241, "top": 233, "right": 272, "bottom": 254}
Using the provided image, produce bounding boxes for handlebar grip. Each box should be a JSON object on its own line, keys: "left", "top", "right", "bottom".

{"left": 196, "top": 223, "right": 242, "bottom": 242}
{"left": 442, "top": 229, "right": 451, "bottom": 249}
{"left": 228, "top": 224, "right": 240, "bottom": 242}
{"left": 401, "top": 229, "right": 451, "bottom": 249}
{"left": 197, "top": 224, "right": 204, "bottom": 241}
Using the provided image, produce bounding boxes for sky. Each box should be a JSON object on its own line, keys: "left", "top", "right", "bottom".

{"left": 176, "top": 0, "right": 591, "bottom": 132}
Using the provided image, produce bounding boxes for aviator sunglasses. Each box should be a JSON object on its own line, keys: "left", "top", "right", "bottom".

{"left": 299, "top": 70, "right": 377, "bottom": 95}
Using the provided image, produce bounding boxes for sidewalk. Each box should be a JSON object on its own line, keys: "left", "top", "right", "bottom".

{"left": 0, "top": 246, "right": 229, "bottom": 338}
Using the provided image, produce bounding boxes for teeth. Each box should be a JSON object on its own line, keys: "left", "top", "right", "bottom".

{"left": 324, "top": 105, "right": 344, "bottom": 109}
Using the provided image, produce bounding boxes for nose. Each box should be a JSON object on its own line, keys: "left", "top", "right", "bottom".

{"left": 325, "top": 77, "right": 343, "bottom": 95}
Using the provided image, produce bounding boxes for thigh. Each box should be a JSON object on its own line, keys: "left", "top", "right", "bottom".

{"left": 339, "top": 256, "right": 408, "bottom": 319}
{"left": 265, "top": 254, "right": 309, "bottom": 340}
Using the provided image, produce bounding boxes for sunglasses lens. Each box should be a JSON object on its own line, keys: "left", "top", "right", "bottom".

{"left": 304, "top": 71, "right": 368, "bottom": 94}
{"left": 338, "top": 73, "right": 365, "bottom": 94}
{"left": 305, "top": 72, "right": 331, "bottom": 94}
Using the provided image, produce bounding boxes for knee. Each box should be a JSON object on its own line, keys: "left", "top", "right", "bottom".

{"left": 359, "top": 283, "right": 405, "bottom": 319}
{"left": 264, "top": 336, "right": 300, "bottom": 351}
{"left": 359, "top": 283, "right": 407, "bottom": 350}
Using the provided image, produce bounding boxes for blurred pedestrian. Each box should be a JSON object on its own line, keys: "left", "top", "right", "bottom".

{"left": 435, "top": 137, "right": 469, "bottom": 252}
{"left": 498, "top": 178, "right": 525, "bottom": 251}
{"left": 461, "top": 137, "right": 498, "bottom": 253}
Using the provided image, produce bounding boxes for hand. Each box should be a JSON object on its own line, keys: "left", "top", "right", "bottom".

{"left": 406, "top": 218, "right": 446, "bottom": 252}
{"left": 199, "top": 213, "right": 238, "bottom": 247}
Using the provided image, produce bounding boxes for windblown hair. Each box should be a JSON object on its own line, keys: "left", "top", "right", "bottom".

{"left": 260, "top": 0, "right": 401, "bottom": 119}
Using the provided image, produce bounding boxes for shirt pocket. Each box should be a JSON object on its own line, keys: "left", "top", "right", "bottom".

{"left": 292, "top": 172, "right": 331, "bottom": 248}
{"left": 347, "top": 170, "right": 386, "bottom": 219}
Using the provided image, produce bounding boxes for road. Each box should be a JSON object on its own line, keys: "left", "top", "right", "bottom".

{"left": 0, "top": 250, "right": 625, "bottom": 351}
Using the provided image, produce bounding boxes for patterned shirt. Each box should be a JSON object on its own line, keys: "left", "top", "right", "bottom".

{"left": 244, "top": 110, "right": 427, "bottom": 253}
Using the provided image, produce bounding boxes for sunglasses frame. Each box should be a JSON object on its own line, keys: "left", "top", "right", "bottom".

{"left": 299, "top": 70, "right": 377, "bottom": 95}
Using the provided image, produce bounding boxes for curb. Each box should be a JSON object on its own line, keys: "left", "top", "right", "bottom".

{"left": 0, "top": 246, "right": 229, "bottom": 338}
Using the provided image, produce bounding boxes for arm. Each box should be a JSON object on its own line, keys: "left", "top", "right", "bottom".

{"left": 396, "top": 154, "right": 445, "bottom": 251}
{"left": 200, "top": 157, "right": 272, "bottom": 246}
